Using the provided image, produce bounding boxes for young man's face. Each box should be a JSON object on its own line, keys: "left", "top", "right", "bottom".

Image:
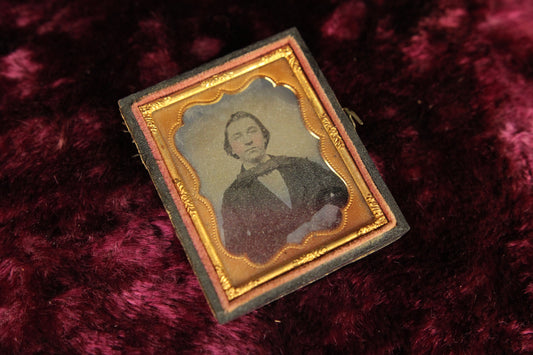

{"left": 227, "top": 117, "right": 267, "bottom": 166}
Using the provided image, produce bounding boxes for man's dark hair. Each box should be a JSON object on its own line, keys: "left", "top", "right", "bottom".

{"left": 224, "top": 111, "right": 270, "bottom": 159}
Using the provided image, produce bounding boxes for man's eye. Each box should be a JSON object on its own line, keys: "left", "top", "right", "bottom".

{"left": 248, "top": 127, "right": 258, "bottom": 133}
{"left": 232, "top": 133, "right": 242, "bottom": 140}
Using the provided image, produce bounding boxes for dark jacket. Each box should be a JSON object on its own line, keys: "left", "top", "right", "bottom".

{"left": 222, "top": 155, "right": 348, "bottom": 263}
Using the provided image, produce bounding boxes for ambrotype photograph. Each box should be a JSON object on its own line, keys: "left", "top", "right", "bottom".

{"left": 175, "top": 78, "right": 348, "bottom": 264}
{"left": 119, "top": 29, "right": 409, "bottom": 323}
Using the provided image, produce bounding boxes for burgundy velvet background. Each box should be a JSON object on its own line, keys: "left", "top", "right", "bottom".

{"left": 1, "top": 0, "right": 532, "bottom": 353}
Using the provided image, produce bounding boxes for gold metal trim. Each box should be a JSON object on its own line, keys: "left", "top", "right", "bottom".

{"left": 137, "top": 45, "right": 389, "bottom": 301}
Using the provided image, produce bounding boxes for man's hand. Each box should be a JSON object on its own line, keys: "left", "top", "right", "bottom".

{"left": 286, "top": 222, "right": 312, "bottom": 244}
{"left": 286, "top": 204, "right": 341, "bottom": 244}
{"left": 309, "top": 204, "right": 341, "bottom": 230}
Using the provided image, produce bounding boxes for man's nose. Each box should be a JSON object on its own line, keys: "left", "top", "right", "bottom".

{"left": 243, "top": 134, "right": 253, "bottom": 144}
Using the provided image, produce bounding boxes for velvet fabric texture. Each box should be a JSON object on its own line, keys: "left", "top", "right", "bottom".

{"left": 1, "top": 0, "right": 532, "bottom": 353}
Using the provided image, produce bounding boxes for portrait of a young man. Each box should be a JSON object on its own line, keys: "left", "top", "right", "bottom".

{"left": 222, "top": 111, "right": 349, "bottom": 264}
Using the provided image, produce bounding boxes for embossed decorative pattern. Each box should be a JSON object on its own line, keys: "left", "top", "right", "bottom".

{"left": 136, "top": 44, "right": 391, "bottom": 301}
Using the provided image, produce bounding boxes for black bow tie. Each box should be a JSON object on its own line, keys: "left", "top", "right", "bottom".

{"left": 236, "top": 158, "right": 280, "bottom": 185}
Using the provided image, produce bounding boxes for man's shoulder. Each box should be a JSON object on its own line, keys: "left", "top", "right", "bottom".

{"left": 223, "top": 179, "right": 240, "bottom": 199}
{"left": 223, "top": 175, "right": 249, "bottom": 205}
{"left": 273, "top": 155, "right": 325, "bottom": 172}
{"left": 272, "top": 155, "right": 313, "bottom": 166}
